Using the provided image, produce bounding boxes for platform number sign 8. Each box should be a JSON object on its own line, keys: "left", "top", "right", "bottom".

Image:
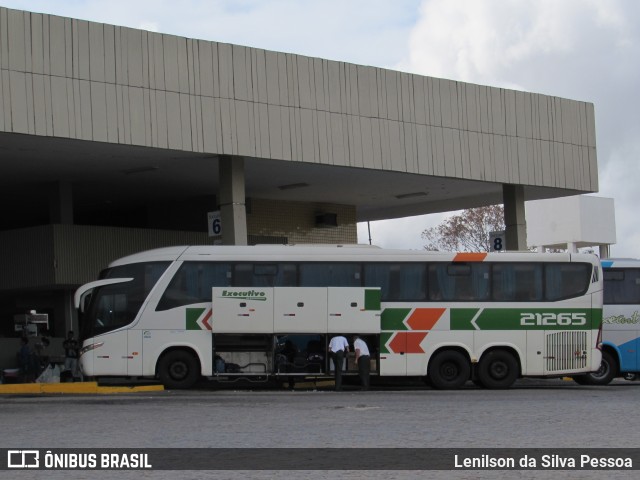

{"left": 489, "top": 231, "right": 506, "bottom": 252}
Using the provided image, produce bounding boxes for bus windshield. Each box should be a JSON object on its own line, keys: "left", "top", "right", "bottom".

{"left": 81, "top": 261, "right": 170, "bottom": 338}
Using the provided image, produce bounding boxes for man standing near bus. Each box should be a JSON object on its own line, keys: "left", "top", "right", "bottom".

{"left": 353, "top": 335, "right": 370, "bottom": 390}
{"left": 329, "top": 334, "right": 349, "bottom": 391}
{"left": 63, "top": 331, "right": 80, "bottom": 382}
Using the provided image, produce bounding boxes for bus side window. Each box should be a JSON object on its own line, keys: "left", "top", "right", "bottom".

{"left": 604, "top": 268, "right": 640, "bottom": 304}
{"left": 545, "top": 263, "right": 591, "bottom": 301}
{"left": 156, "top": 262, "right": 232, "bottom": 311}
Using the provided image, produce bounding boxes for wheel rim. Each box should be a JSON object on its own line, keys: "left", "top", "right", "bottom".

{"left": 440, "top": 361, "right": 460, "bottom": 381}
{"left": 489, "top": 361, "right": 508, "bottom": 380}
{"left": 593, "top": 361, "right": 609, "bottom": 380}
{"left": 169, "top": 361, "right": 188, "bottom": 380}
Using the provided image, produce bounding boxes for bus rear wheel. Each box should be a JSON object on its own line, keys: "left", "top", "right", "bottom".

{"left": 158, "top": 350, "right": 200, "bottom": 389}
{"left": 428, "top": 350, "right": 470, "bottom": 390}
{"left": 477, "top": 350, "right": 519, "bottom": 389}
{"left": 583, "top": 350, "right": 616, "bottom": 386}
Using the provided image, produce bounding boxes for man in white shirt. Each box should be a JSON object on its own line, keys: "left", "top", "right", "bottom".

{"left": 353, "top": 335, "right": 371, "bottom": 390}
{"left": 328, "top": 335, "right": 349, "bottom": 391}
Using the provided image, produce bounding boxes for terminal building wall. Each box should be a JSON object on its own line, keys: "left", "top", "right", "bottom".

{"left": 0, "top": 7, "right": 597, "bottom": 191}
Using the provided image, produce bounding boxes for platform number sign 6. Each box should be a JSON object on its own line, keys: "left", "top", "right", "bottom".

{"left": 208, "top": 211, "right": 222, "bottom": 237}
{"left": 489, "top": 231, "right": 506, "bottom": 252}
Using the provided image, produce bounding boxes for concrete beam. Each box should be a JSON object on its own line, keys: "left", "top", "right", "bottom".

{"left": 218, "top": 156, "right": 247, "bottom": 245}
{"left": 503, "top": 184, "right": 527, "bottom": 251}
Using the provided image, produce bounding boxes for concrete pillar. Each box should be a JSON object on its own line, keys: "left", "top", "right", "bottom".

{"left": 218, "top": 156, "right": 248, "bottom": 245}
{"left": 49, "top": 181, "right": 74, "bottom": 224}
{"left": 503, "top": 185, "right": 527, "bottom": 251}
{"left": 599, "top": 245, "right": 610, "bottom": 259}
{"left": 567, "top": 242, "right": 578, "bottom": 253}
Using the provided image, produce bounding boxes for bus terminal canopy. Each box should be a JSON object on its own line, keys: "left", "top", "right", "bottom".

{"left": 0, "top": 6, "right": 598, "bottom": 228}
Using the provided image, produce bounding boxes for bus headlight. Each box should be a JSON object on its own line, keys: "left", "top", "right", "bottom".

{"left": 79, "top": 342, "right": 104, "bottom": 357}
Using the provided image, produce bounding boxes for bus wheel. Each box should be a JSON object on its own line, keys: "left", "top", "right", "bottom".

{"left": 428, "top": 350, "right": 470, "bottom": 390}
{"left": 477, "top": 350, "right": 519, "bottom": 389}
{"left": 584, "top": 351, "right": 616, "bottom": 386}
{"left": 158, "top": 350, "right": 200, "bottom": 389}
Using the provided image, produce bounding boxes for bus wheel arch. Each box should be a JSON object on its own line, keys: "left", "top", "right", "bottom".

{"left": 427, "top": 347, "right": 471, "bottom": 390}
{"left": 157, "top": 347, "right": 201, "bottom": 389}
{"left": 582, "top": 349, "right": 618, "bottom": 386}
{"left": 476, "top": 347, "right": 520, "bottom": 389}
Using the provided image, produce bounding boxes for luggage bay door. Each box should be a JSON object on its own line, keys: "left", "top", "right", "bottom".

{"left": 327, "top": 288, "right": 381, "bottom": 334}
{"left": 211, "top": 287, "right": 274, "bottom": 333}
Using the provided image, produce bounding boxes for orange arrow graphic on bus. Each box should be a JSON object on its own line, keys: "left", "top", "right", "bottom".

{"left": 453, "top": 252, "right": 487, "bottom": 262}
{"left": 201, "top": 309, "right": 212, "bottom": 330}
{"left": 406, "top": 308, "right": 445, "bottom": 330}
{"left": 388, "top": 332, "right": 428, "bottom": 354}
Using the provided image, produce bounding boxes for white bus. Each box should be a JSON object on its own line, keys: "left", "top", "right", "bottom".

{"left": 573, "top": 258, "right": 640, "bottom": 385}
{"left": 74, "top": 245, "right": 603, "bottom": 389}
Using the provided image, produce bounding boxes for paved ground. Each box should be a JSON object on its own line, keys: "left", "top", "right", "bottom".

{"left": 2, "top": 378, "right": 639, "bottom": 479}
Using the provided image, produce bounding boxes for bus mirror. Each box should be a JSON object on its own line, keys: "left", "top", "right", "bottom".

{"left": 74, "top": 278, "right": 134, "bottom": 310}
{"left": 80, "top": 292, "right": 92, "bottom": 313}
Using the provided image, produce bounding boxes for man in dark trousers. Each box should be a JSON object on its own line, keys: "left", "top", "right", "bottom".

{"left": 63, "top": 331, "right": 80, "bottom": 381}
{"left": 353, "top": 335, "right": 371, "bottom": 390}
{"left": 329, "top": 334, "right": 349, "bottom": 391}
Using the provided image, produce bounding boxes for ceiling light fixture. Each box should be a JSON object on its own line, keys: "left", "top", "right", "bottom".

{"left": 395, "top": 192, "right": 428, "bottom": 200}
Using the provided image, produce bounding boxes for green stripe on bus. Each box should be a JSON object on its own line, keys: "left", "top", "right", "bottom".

{"left": 450, "top": 309, "right": 480, "bottom": 330}
{"left": 380, "top": 331, "right": 394, "bottom": 354}
{"left": 381, "top": 308, "right": 410, "bottom": 331}
{"left": 364, "top": 289, "right": 381, "bottom": 311}
{"left": 186, "top": 307, "right": 206, "bottom": 330}
{"left": 451, "top": 308, "right": 599, "bottom": 330}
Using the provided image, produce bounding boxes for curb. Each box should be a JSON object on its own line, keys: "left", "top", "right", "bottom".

{"left": 0, "top": 381, "right": 164, "bottom": 394}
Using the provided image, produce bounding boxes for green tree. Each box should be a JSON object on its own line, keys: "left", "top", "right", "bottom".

{"left": 422, "top": 205, "right": 505, "bottom": 252}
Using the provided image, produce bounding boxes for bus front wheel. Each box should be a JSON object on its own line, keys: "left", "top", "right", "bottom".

{"left": 477, "top": 350, "right": 519, "bottom": 389}
{"left": 158, "top": 350, "right": 200, "bottom": 389}
{"left": 427, "top": 350, "right": 470, "bottom": 390}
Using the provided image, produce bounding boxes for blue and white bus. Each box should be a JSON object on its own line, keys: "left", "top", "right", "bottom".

{"left": 574, "top": 258, "right": 640, "bottom": 385}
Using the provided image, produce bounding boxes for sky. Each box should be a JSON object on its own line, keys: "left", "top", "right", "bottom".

{"left": 2, "top": 0, "right": 638, "bottom": 257}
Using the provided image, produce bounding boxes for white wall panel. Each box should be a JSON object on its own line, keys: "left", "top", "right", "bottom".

{"left": 127, "top": 86, "right": 145, "bottom": 145}
{"left": 9, "top": 71, "right": 28, "bottom": 133}
{"left": 51, "top": 75, "right": 69, "bottom": 137}
{"left": 7, "top": 9, "right": 26, "bottom": 71}
{"left": 166, "top": 91, "right": 182, "bottom": 149}
{"left": 0, "top": 68, "right": 5, "bottom": 130}
{"left": 91, "top": 81, "right": 108, "bottom": 142}
{"left": 88, "top": 22, "right": 105, "bottom": 82}
{"left": 105, "top": 83, "right": 117, "bottom": 143}
{"left": 0, "top": 9, "right": 8, "bottom": 69}
{"left": 163, "top": 35, "right": 180, "bottom": 93}
{"left": 30, "top": 13, "right": 44, "bottom": 74}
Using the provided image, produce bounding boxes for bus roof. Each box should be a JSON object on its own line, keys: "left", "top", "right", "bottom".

{"left": 601, "top": 258, "right": 640, "bottom": 268}
{"left": 108, "top": 245, "right": 601, "bottom": 268}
